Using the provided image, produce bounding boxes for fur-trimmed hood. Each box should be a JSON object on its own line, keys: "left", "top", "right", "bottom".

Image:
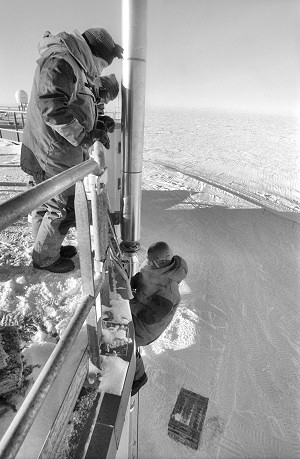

{"left": 141, "top": 255, "right": 188, "bottom": 289}
{"left": 37, "top": 30, "right": 98, "bottom": 83}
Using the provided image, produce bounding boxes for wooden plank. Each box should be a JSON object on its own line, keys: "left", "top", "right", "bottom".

{"left": 81, "top": 260, "right": 135, "bottom": 458}
{"left": 75, "top": 180, "right": 95, "bottom": 296}
{"left": 168, "top": 388, "right": 209, "bottom": 450}
{"left": 75, "top": 181, "right": 101, "bottom": 371}
{"left": 38, "top": 349, "right": 89, "bottom": 459}
{"left": 0, "top": 326, "right": 23, "bottom": 398}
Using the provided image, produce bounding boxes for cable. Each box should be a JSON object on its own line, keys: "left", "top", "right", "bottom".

{"left": 136, "top": 389, "right": 140, "bottom": 459}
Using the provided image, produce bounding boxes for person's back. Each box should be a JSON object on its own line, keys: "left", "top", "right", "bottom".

{"left": 22, "top": 30, "right": 114, "bottom": 176}
{"left": 130, "top": 242, "right": 188, "bottom": 346}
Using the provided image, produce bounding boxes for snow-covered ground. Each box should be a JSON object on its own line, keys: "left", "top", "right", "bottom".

{"left": 0, "top": 108, "right": 300, "bottom": 458}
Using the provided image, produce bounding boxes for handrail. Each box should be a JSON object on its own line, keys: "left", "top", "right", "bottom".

{"left": 0, "top": 128, "right": 23, "bottom": 143}
{"left": 0, "top": 273, "right": 105, "bottom": 459}
{"left": 0, "top": 156, "right": 106, "bottom": 458}
{"left": 0, "top": 128, "right": 23, "bottom": 133}
{"left": 0, "top": 136, "right": 134, "bottom": 459}
{"left": 0, "top": 109, "right": 26, "bottom": 114}
{"left": 0, "top": 110, "right": 26, "bottom": 142}
{"left": 0, "top": 158, "right": 103, "bottom": 231}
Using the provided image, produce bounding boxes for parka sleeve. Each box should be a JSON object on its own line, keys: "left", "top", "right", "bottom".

{"left": 37, "top": 57, "right": 86, "bottom": 146}
{"left": 172, "top": 255, "right": 188, "bottom": 282}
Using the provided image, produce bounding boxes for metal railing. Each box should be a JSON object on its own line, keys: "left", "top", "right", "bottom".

{"left": 0, "top": 109, "right": 26, "bottom": 143}
{"left": 0, "top": 158, "right": 101, "bottom": 230}
{"left": 0, "top": 142, "right": 135, "bottom": 459}
{"left": 0, "top": 108, "right": 122, "bottom": 144}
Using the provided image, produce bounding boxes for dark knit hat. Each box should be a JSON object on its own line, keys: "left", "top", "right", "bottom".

{"left": 100, "top": 74, "right": 119, "bottom": 101}
{"left": 82, "top": 28, "right": 123, "bottom": 65}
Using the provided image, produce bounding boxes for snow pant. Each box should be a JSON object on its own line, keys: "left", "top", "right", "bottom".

{"left": 130, "top": 300, "right": 156, "bottom": 382}
{"left": 31, "top": 171, "right": 75, "bottom": 267}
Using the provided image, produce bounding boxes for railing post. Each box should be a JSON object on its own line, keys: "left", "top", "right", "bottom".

{"left": 75, "top": 180, "right": 102, "bottom": 378}
{"left": 21, "top": 112, "right": 25, "bottom": 128}
{"left": 88, "top": 141, "right": 110, "bottom": 374}
{"left": 13, "top": 111, "right": 19, "bottom": 142}
{"left": 89, "top": 141, "right": 108, "bottom": 273}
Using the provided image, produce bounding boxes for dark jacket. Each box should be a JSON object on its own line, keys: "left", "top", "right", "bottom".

{"left": 21, "top": 30, "right": 99, "bottom": 176}
{"left": 130, "top": 255, "right": 188, "bottom": 347}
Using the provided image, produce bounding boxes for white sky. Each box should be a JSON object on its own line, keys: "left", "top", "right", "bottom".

{"left": 0, "top": 0, "right": 299, "bottom": 113}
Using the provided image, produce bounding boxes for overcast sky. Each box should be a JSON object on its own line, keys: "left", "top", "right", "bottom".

{"left": 0, "top": 0, "right": 299, "bottom": 113}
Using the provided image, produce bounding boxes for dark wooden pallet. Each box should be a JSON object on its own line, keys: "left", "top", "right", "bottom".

{"left": 168, "top": 388, "right": 209, "bottom": 450}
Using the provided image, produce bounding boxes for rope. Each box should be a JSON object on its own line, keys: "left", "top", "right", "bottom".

{"left": 110, "top": 249, "right": 134, "bottom": 300}
{"left": 136, "top": 390, "right": 140, "bottom": 459}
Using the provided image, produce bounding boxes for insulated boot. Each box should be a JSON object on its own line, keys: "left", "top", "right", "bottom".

{"left": 131, "top": 372, "right": 148, "bottom": 396}
{"left": 33, "top": 257, "right": 75, "bottom": 273}
{"left": 60, "top": 245, "right": 77, "bottom": 258}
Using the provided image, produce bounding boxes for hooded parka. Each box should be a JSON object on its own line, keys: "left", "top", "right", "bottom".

{"left": 21, "top": 30, "right": 100, "bottom": 176}
{"left": 20, "top": 30, "right": 106, "bottom": 268}
{"left": 130, "top": 255, "right": 188, "bottom": 347}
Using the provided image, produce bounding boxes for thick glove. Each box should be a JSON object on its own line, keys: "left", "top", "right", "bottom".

{"left": 130, "top": 272, "right": 142, "bottom": 291}
{"left": 95, "top": 119, "right": 108, "bottom": 132}
{"left": 81, "top": 129, "right": 110, "bottom": 149}
{"left": 97, "top": 115, "right": 115, "bottom": 133}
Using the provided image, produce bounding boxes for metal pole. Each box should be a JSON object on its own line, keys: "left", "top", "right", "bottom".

{"left": 0, "top": 159, "right": 102, "bottom": 232}
{"left": 121, "top": 0, "right": 147, "bottom": 248}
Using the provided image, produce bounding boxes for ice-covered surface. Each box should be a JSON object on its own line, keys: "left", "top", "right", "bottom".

{"left": 138, "top": 109, "right": 300, "bottom": 459}
{"left": 143, "top": 108, "right": 300, "bottom": 212}
{"left": 0, "top": 108, "right": 300, "bottom": 458}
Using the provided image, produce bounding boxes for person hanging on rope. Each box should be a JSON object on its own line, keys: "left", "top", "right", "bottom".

{"left": 21, "top": 28, "right": 123, "bottom": 273}
{"left": 130, "top": 241, "right": 188, "bottom": 396}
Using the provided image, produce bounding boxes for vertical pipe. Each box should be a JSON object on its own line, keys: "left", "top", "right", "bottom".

{"left": 121, "top": 0, "right": 147, "bottom": 247}
{"left": 90, "top": 141, "right": 106, "bottom": 273}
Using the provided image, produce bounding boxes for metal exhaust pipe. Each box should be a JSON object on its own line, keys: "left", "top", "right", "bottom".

{"left": 121, "top": 0, "right": 147, "bottom": 252}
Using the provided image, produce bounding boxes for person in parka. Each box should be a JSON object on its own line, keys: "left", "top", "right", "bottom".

{"left": 21, "top": 28, "right": 123, "bottom": 273}
{"left": 130, "top": 241, "right": 188, "bottom": 396}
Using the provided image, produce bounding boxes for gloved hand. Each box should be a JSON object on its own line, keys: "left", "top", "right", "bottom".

{"left": 81, "top": 129, "right": 110, "bottom": 149}
{"left": 97, "top": 115, "right": 115, "bottom": 133}
{"left": 95, "top": 119, "right": 108, "bottom": 131}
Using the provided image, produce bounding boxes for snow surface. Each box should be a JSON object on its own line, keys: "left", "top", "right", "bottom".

{"left": 0, "top": 108, "right": 300, "bottom": 458}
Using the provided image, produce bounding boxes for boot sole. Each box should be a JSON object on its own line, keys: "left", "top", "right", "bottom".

{"left": 33, "top": 260, "right": 75, "bottom": 273}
